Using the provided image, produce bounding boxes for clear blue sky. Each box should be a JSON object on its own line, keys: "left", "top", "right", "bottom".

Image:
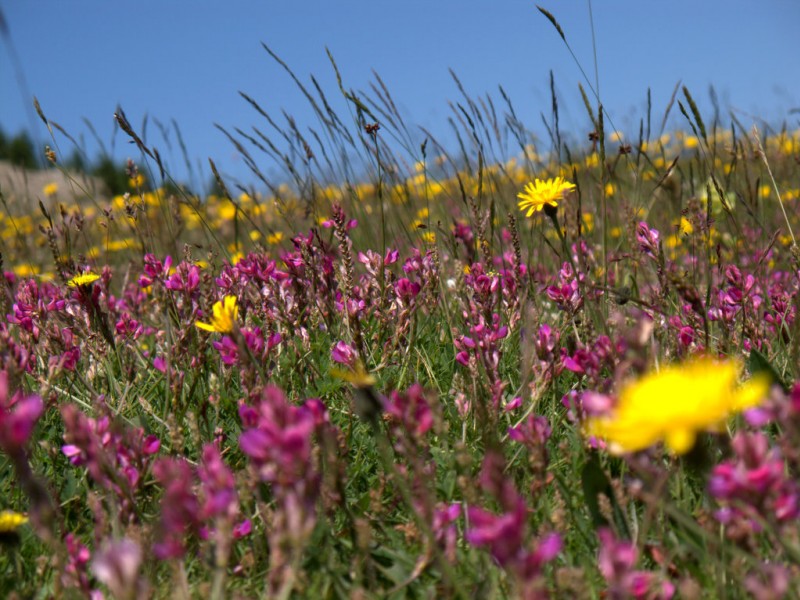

{"left": 2, "top": 1, "right": 799, "bottom": 189}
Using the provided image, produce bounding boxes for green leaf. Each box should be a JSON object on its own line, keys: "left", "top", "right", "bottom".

{"left": 748, "top": 348, "right": 788, "bottom": 393}
{"left": 581, "top": 453, "right": 630, "bottom": 538}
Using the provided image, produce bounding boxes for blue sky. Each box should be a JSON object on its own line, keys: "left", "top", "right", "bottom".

{"left": 2, "top": 1, "right": 799, "bottom": 189}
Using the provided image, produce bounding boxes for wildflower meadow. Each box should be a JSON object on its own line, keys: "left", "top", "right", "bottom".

{"left": 2, "top": 8, "right": 800, "bottom": 599}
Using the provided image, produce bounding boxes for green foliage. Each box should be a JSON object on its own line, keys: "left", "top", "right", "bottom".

{"left": 0, "top": 128, "right": 38, "bottom": 168}
{"left": 91, "top": 155, "right": 129, "bottom": 195}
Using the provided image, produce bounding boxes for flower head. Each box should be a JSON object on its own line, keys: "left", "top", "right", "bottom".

{"left": 586, "top": 358, "right": 768, "bottom": 455}
{"left": 0, "top": 510, "right": 28, "bottom": 533}
{"left": 517, "top": 177, "right": 576, "bottom": 217}
{"left": 67, "top": 272, "right": 100, "bottom": 288}
{"left": 195, "top": 295, "right": 239, "bottom": 333}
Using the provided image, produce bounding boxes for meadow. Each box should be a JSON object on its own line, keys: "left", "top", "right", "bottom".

{"left": 2, "top": 15, "right": 800, "bottom": 599}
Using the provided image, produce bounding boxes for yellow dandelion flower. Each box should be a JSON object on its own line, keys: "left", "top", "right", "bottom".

{"left": 331, "top": 361, "right": 376, "bottom": 388}
{"left": 267, "top": 232, "right": 284, "bottom": 245}
{"left": 13, "top": 264, "right": 40, "bottom": 278}
{"left": 128, "top": 173, "right": 146, "bottom": 188}
{"left": 67, "top": 272, "right": 100, "bottom": 288}
{"left": 219, "top": 202, "right": 237, "bottom": 220}
{"left": 421, "top": 231, "right": 436, "bottom": 244}
{"left": 683, "top": 135, "right": 699, "bottom": 149}
{"left": 700, "top": 178, "right": 736, "bottom": 214}
{"left": 586, "top": 358, "right": 768, "bottom": 455}
{"left": 665, "top": 234, "right": 681, "bottom": 249}
{"left": 195, "top": 295, "right": 239, "bottom": 334}
{"left": 517, "top": 177, "right": 576, "bottom": 217}
{"left": 43, "top": 182, "right": 58, "bottom": 197}
{"left": 581, "top": 213, "right": 594, "bottom": 233}
{"left": 0, "top": 510, "right": 28, "bottom": 532}
{"left": 106, "top": 238, "right": 138, "bottom": 252}
{"left": 331, "top": 361, "right": 382, "bottom": 424}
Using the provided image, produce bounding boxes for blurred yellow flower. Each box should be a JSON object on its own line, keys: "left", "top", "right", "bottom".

{"left": 267, "top": 232, "right": 284, "bottom": 245}
{"left": 13, "top": 264, "right": 40, "bottom": 278}
{"left": 67, "top": 272, "right": 100, "bottom": 288}
{"left": 105, "top": 238, "right": 138, "bottom": 252}
{"left": 584, "top": 153, "right": 600, "bottom": 168}
{"left": 700, "top": 178, "right": 736, "bottom": 214}
{"left": 517, "top": 177, "right": 576, "bottom": 217}
{"left": 195, "top": 295, "right": 239, "bottom": 334}
{"left": 219, "top": 202, "right": 237, "bottom": 220}
{"left": 128, "top": 173, "right": 146, "bottom": 188}
{"left": 581, "top": 212, "right": 594, "bottom": 232}
{"left": 586, "top": 358, "right": 768, "bottom": 455}
{"left": 0, "top": 510, "right": 28, "bottom": 533}
{"left": 43, "top": 182, "right": 58, "bottom": 197}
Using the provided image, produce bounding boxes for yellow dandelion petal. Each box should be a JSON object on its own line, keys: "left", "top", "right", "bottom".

{"left": 67, "top": 272, "right": 101, "bottom": 288}
{"left": 517, "top": 177, "right": 576, "bottom": 217}
{"left": 331, "top": 361, "right": 377, "bottom": 388}
{"left": 586, "top": 358, "right": 768, "bottom": 455}
{"left": 421, "top": 231, "right": 436, "bottom": 244}
{"left": 0, "top": 510, "right": 28, "bottom": 532}
{"left": 195, "top": 295, "right": 239, "bottom": 334}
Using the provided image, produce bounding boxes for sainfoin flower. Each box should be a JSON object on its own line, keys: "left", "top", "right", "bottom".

{"left": 586, "top": 358, "right": 768, "bottom": 454}
{"left": 0, "top": 371, "right": 44, "bottom": 454}
{"left": 517, "top": 177, "right": 576, "bottom": 216}
{"left": 195, "top": 295, "right": 239, "bottom": 333}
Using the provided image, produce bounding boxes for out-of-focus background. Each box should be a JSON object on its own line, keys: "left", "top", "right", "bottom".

{"left": 1, "top": 1, "right": 799, "bottom": 188}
